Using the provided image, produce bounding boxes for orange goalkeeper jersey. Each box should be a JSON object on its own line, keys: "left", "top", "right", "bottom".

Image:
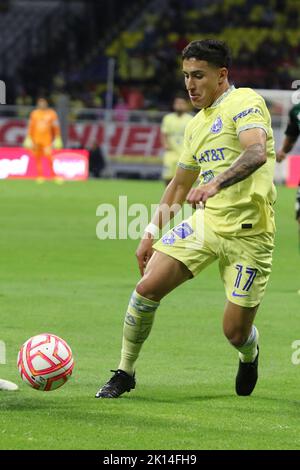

{"left": 28, "top": 109, "right": 61, "bottom": 146}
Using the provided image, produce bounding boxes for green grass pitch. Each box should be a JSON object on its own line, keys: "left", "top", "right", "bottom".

{"left": 0, "top": 179, "right": 299, "bottom": 450}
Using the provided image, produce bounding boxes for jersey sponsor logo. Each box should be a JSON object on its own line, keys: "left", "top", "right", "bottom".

{"left": 173, "top": 222, "right": 193, "bottom": 239}
{"left": 201, "top": 170, "right": 215, "bottom": 183}
{"left": 162, "top": 232, "right": 176, "bottom": 245}
{"left": 193, "top": 147, "right": 225, "bottom": 164}
{"left": 210, "top": 116, "right": 223, "bottom": 134}
{"left": 233, "top": 108, "right": 262, "bottom": 122}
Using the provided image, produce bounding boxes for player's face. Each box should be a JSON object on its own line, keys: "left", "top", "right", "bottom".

{"left": 173, "top": 97, "right": 189, "bottom": 114}
{"left": 183, "top": 58, "right": 227, "bottom": 109}
{"left": 37, "top": 98, "right": 48, "bottom": 110}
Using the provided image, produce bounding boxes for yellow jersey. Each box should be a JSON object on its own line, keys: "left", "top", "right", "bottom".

{"left": 178, "top": 86, "right": 276, "bottom": 236}
{"left": 161, "top": 112, "right": 193, "bottom": 155}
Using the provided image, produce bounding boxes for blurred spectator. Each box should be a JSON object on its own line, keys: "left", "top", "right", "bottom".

{"left": 4, "top": 0, "right": 300, "bottom": 110}
{"left": 126, "top": 87, "right": 145, "bottom": 110}
{"left": 114, "top": 97, "right": 130, "bottom": 121}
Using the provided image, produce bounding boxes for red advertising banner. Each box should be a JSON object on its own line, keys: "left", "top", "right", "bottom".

{"left": 286, "top": 155, "right": 300, "bottom": 188}
{"left": 0, "top": 119, "right": 162, "bottom": 157}
{"left": 0, "top": 147, "right": 89, "bottom": 180}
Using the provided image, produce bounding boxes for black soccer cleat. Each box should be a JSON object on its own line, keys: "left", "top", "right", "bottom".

{"left": 235, "top": 347, "right": 259, "bottom": 396}
{"left": 95, "top": 369, "right": 136, "bottom": 398}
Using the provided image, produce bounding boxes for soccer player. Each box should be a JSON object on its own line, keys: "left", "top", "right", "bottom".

{"left": 276, "top": 102, "right": 300, "bottom": 219}
{"left": 23, "top": 97, "right": 63, "bottom": 182}
{"left": 276, "top": 103, "right": 300, "bottom": 286}
{"left": 276, "top": 102, "right": 300, "bottom": 164}
{"left": 96, "top": 39, "right": 276, "bottom": 399}
{"left": 161, "top": 94, "right": 193, "bottom": 185}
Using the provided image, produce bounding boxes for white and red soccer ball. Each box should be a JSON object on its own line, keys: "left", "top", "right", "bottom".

{"left": 18, "top": 333, "right": 74, "bottom": 391}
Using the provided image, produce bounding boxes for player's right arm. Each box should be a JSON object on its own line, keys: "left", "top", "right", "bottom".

{"left": 136, "top": 166, "right": 199, "bottom": 275}
{"left": 276, "top": 136, "right": 297, "bottom": 162}
{"left": 277, "top": 107, "right": 299, "bottom": 162}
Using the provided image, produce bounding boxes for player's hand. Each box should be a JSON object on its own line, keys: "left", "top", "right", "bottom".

{"left": 186, "top": 180, "right": 220, "bottom": 208}
{"left": 276, "top": 150, "right": 286, "bottom": 162}
{"left": 53, "top": 136, "right": 63, "bottom": 149}
{"left": 23, "top": 136, "right": 33, "bottom": 149}
{"left": 136, "top": 234, "right": 154, "bottom": 276}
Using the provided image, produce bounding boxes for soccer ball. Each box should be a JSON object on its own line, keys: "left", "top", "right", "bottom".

{"left": 17, "top": 333, "right": 74, "bottom": 391}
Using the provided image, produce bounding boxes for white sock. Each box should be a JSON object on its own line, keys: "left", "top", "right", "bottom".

{"left": 237, "top": 326, "right": 259, "bottom": 363}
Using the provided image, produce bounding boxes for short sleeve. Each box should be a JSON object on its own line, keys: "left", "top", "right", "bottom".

{"left": 177, "top": 125, "right": 200, "bottom": 171}
{"left": 231, "top": 94, "right": 269, "bottom": 137}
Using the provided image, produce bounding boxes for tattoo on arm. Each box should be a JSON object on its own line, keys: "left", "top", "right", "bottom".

{"left": 215, "top": 143, "right": 266, "bottom": 190}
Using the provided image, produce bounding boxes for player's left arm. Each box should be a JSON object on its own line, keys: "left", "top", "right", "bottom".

{"left": 187, "top": 128, "right": 266, "bottom": 206}
{"left": 215, "top": 128, "right": 266, "bottom": 188}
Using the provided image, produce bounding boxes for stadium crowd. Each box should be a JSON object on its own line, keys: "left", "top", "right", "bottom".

{"left": 3, "top": 0, "right": 300, "bottom": 112}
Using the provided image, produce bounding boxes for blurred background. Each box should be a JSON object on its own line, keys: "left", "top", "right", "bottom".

{"left": 0, "top": 0, "right": 299, "bottom": 182}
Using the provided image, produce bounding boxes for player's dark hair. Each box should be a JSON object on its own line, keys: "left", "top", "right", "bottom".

{"left": 173, "top": 91, "right": 189, "bottom": 101}
{"left": 182, "top": 39, "right": 232, "bottom": 69}
{"left": 36, "top": 96, "right": 49, "bottom": 103}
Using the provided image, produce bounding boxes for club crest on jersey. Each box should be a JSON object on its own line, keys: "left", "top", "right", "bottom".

{"left": 210, "top": 116, "right": 223, "bottom": 134}
{"left": 162, "top": 232, "right": 176, "bottom": 245}
{"left": 173, "top": 222, "right": 193, "bottom": 239}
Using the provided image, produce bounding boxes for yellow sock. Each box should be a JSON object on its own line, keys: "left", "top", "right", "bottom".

{"left": 118, "top": 290, "right": 160, "bottom": 375}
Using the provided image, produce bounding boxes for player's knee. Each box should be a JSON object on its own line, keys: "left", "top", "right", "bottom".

{"left": 135, "top": 279, "right": 162, "bottom": 302}
{"left": 224, "top": 327, "right": 248, "bottom": 347}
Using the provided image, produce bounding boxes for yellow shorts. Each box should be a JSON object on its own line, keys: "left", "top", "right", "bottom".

{"left": 162, "top": 151, "right": 179, "bottom": 180}
{"left": 154, "top": 213, "right": 274, "bottom": 307}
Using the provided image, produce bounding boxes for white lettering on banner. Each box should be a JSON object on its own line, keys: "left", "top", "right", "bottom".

{"left": 0, "top": 155, "right": 29, "bottom": 179}
{"left": 0, "top": 120, "right": 163, "bottom": 157}
{"left": 144, "top": 126, "right": 158, "bottom": 155}
{"left": 115, "top": 125, "right": 130, "bottom": 157}
{"left": 53, "top": 159, "right": 86, "bottom": 178}
{"left": 129, "top": 128, "right": 155, "bottom": 154}
{"left": 86, "top": 123, "right": 99, "bottom": 149}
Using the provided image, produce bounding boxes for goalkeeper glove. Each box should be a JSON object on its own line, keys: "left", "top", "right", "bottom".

{"left": 23, "top": 136, "right": 33, "bottom": 149}
{"left": 53, "top": 136, "right": 63, "bottom": 149}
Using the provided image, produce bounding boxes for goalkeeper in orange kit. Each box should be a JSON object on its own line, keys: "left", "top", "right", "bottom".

{"left": 23, "top": 97, "right": 63, "bottom": 182}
